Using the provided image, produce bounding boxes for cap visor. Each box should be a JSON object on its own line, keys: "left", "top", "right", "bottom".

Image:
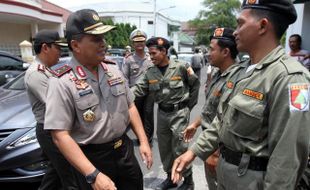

{"left": 85, "top": 25, "right": 116, "bottom": 35}
{"left": 133, "top": 37, "right": 146, "bottom": 42}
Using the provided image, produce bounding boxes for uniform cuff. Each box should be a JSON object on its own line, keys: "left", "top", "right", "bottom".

{"left": 189, "top": 143, "right": 208, "bottom": 161}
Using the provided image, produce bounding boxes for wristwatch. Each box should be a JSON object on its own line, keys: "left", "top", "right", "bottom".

{"left": 85, "top": 168, "right": 100, "bottom": 184}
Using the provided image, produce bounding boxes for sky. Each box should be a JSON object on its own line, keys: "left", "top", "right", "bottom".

{"left": 47, "top": 0, "right": 203, "bottom": 21}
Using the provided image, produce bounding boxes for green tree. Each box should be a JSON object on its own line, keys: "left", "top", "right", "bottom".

{"left": 101, "top": 18, "right": 137, "bottom": 48}
{"left": 190, "top": 0, "right": 241, "bottom": 45}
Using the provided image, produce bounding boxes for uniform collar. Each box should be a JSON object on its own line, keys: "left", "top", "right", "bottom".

{"left": 255, "top": 46, "right": 284, "bottom": 70}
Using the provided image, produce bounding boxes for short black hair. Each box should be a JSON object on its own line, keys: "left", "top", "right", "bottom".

{"left": 217, "top": 39, "right": 238, "bottom": 59}
{"left": 67, "top": 34, "right": 84, "bottom": 51}
{"left": 289, "top": 34, "right": 302, "bottom": 45}
{"left": 33, "top": 43, "right": 52, "bottom": 55}
{"left": 250, "top": 9, "right": 289, "bottom": 40}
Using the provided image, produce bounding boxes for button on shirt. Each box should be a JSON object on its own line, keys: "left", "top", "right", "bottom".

{"left": 44, "top": 57, "right": 134, "bottom": 145}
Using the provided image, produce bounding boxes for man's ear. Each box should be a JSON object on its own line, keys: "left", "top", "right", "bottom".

{"left": 41, "top": 43, "right": 49, "bottom": 53}
{"left": 258, "top": 18, "right": 268, "bottom": 35}
{"left": 222, "top": 48, "right": 230, "bottom": 58}
{"left": 71, "top": 40, "right": 81, "bottom": 53}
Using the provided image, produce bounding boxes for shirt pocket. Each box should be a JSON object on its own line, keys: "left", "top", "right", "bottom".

{"left": 75, "top": 94, "right": 101, "bottom": 125}
{"left": 169, "top": 79, "right": 184, "bottom": 89}
{"left": 224, "top": 93, "right": 266, "bottom": 141}
{"left": 111, "top": 83, "right": 126, "bottom": 96}
{"left": 130, "top": 65, "right": 140, "bottom": 76}
{"left": 149, "top": 83, "right": 160, "bottom": 91}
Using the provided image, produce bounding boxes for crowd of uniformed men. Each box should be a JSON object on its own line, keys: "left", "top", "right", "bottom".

{"left": 24, "top": 0, "right": 310, "bottom": 190}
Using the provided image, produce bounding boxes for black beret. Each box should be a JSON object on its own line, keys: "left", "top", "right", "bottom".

{"left": 66, "top": 9, "right": 115, "bottom": 39}
{"left": 209, "top": 27, "right": 235, "bottom": 43}
{"left": 33, "top": 30, "right": 67, "bottom": 47}
{"left": 146, "top": 37, "right": 170, "bottom": 50}
{"left": 241, "top": 0, "right": 297, "bottom": 24}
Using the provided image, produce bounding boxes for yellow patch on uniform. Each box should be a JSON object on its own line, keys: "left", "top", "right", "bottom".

{"left": 171, "top": 76, "right": 182, "bottom": 81}
{"left": 247, "top": 0, "right": 259, "bottom": 5}
{"left": 214, "top": 28, "right": 224, "bottom": 38}
{"left": 226, "top": 81, "right": 234, "bottom": 89}
{"left": 148, "top": 79, "right": 158, "bottom": 84}
{"left": 242, "top": 89, "right": 264, "bottom": 100}
{"left": 187, "top": 67, "right": 194, "bottom": 76}
{"left": 213, "top": 90, "right": 221, "bottom": 97}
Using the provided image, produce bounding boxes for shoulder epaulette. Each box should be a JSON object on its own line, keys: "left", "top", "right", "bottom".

{"left": 52, "top": 64, "right": 72, "bottom": 77}
{"left": 103, "top": 59, "right": 116, "bottom": 65}
{"left": 280, "top": 55, "right": 304, "bottom": 75}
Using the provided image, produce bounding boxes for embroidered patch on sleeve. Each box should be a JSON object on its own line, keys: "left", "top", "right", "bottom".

{"left": 289, "top": 83, "right": 309, "bottom": 112}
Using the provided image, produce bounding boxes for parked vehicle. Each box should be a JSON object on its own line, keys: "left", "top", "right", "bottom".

{"left": 177, "top": 52, "right": 194, "bottom": 64}
{"left": 0, "top": 51, "right": 28, "bottom": 86}
{"left": 107, "top": 48, "right": 126, "bottom": 57}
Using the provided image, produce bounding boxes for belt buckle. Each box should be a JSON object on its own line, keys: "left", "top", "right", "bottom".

{"left": 114, "top": 139, "right": 122, "bottom": 149}
{"left": 173, "top": 104, "right": 179, "bottom": 111}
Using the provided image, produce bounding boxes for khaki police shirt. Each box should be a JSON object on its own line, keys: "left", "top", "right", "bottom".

{"left": 133, "top": 60, "right": 200, "bottom": 110}
{"left": 122, "top": 53, "right": 152, "bottom": 87}
{"left": 25, "top": 57, "right": 54, "bottom": 124}
{"left": 44, "top": 57, "right": 134, "bottom": 145}
{"left": 201, "top": 63, "right": 239, "bottom": 127}
{"left": 191, "top": 46, "right": 310, "bottom": 189}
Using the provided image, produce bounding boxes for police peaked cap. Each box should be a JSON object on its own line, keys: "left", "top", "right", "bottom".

{"left": 130, "top": 29, "right": 147, "bottom": 42}
{"left": 66, "top": 9, "right": 115, "bottom": 39}
{"left": 34, "top": 30, "right": 67, "bottom": 47}
{"left": 146, "top": 37, "right": 170, "bottom": 50}
{"left": 209, "top": 27, "right": 235, "bottom": 43}
{"left": 241, "top": 0, "right": 297, "bottom": 24}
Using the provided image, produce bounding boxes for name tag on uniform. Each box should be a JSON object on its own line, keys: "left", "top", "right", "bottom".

{"left": 242, "top": 89, "right": 264, "bottom": 100}
{"left": 79, "top": 89, "right": 93, "bottom": 97}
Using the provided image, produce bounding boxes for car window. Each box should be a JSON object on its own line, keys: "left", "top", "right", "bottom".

{"left": 0, "top": 56, "right": 23, "bottom": 70}
{"left": 3, "top": 73, "right": 25, "bottom": 90}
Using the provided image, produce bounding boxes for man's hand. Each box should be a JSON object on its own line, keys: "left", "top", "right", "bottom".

{"left": 182, "top": 124, "right": 198, "bottom": 143}
{"left": 171, "top": 150, "right": 196, "bottom": 184}
{"left": 139, "top": 141, "right": 153, "bottom": 169}
{"left": 205, "top": 150, "right": 219, "bottom": 176}
{"left": 91, "top": 172, "right": 117, "bottom": 190}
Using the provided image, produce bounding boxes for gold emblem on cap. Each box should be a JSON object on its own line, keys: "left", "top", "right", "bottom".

{"left": 137, "top": 31, "right": 142, "bottom": 35}
{"left": 214, "top": 28, "right": 224, "bottom": 37}
{"left": 157, "top": 38, "right": 164, "bottom": 45}
{"left": 83, "top": 109, "right": 96, "bottom": 122}
{"left": 92, "top": 14, "right": 100, "bottom": 21}
{"left": 247, "top": 0, "right": 259, "bottom": 5}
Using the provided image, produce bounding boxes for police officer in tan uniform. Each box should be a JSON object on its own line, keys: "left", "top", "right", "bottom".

{"left": 122, "top": 29, "right": 154, "bottom": 143}
{"left": 44, "top": 9, "right": 152, "bottom": 190}
{"left": 182, "top": 28, "right": 239, "bottom": 190}
{"left": 133, "top": 37, "right": 200, "bottom": 190}
{"left": 172, "top": 1, "right": 310, "bottom": 190}
{"left": 24, "top": 30, "right": 78, "bottom": 190}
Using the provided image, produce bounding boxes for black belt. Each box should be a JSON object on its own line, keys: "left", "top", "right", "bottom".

{"left": 220, "top": 146, "right": 268, "bottom": 171}
{"left": 158, "top": 101, "right": 188, "bottom": 113}
{"left": 80, "top": 134, "right": 125, "bottom": 151}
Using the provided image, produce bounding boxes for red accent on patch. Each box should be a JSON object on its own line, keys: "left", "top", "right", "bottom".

{"left": 76, "top": 66, "right": 86, "bottom": 78}
{"left": 291, "top": 89, "right": 301, "bottom": 109}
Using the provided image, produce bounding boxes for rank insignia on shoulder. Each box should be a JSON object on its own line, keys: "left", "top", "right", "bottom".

{"left": 108, "top": 77, "right": 123, "bottom": 86}
{"left": 227, "top": 81, "right": 234, "bottom": 89}
{"left": 242, "top": 89, "right": 264, "bottom": 100}
{"left": 37, "top": 64, "right": 45, "bottom": 72}
{"left": 53, "top": 65, "right": 72, "bottom": 77}
{"left": 289, "top": 83, "right": 309, "bottom": 112}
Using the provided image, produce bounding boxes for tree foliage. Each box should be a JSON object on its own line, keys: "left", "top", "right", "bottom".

{"left": 101, "top": 18, "right": 137, "bottom": 48}
{"left": 190, "top": 0, "right": 241, "bottom": 45}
